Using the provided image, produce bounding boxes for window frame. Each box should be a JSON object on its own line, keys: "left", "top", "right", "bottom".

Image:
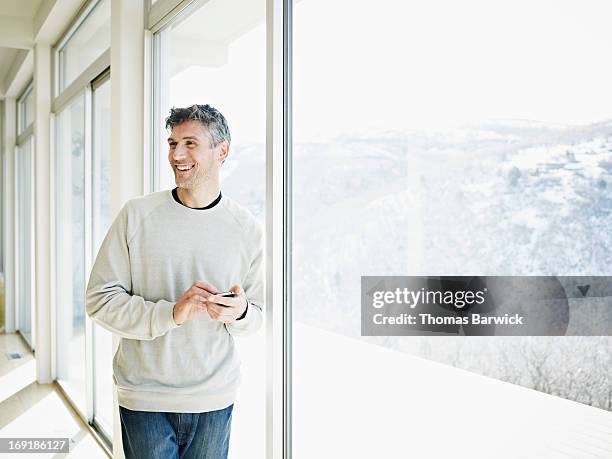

{"left": 146, "top": 0, "right": 292, "bottom": 457}
{"left": 51, "top": 0, "right": 112, "bottom": 446}
{"left": 53, "top": 0, "right": 110, "bottom": 101}
{"left": 14, "top": 136, "right": 35, "bottom": 350}
{"left": 15, "top": 81, "right": 36, "bottom": 350}
{"left": 89, "top": 68, "right": 113, "bottom": 438}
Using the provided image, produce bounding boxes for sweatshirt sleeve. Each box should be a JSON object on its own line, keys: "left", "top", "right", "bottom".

{"left": 225, "top": 223, "right": 264, "bottom": 337}
{"left": 86, "top": 201, "right": 181, "bottom": 340}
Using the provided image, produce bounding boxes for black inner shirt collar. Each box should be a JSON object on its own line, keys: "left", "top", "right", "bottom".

{"left": 172, "top": 188, "right": 222, "bottom": 210}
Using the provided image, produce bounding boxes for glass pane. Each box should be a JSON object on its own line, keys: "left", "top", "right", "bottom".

{"left": 55, "top": 93, "right": 87, "bottom": 411}
{"left": 18, "top": 86, "right": 34, "bottom": 133}
{"left": 155, "top": 1, "right": 265, "bottom": 456}
{"left": 293, "top": 0, "right": 612, "bottom": 457}
{"left": 92, "top": 77, "right": 113, "bottom": 434}
{"left": 59, "top": 0, "right": 110, "bottom": 92}
{"left": 24, "top": 88, "right": 33, "bottom": 128}
{"left": 156, "top": 3, "right": 266, "bottom": 220}
{"left": 16, "top": 137, "right": 34, "bottom": 348}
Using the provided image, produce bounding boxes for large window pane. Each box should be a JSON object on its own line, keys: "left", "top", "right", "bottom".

{"left": 92, "top": 76, "right": 113, "bottom": 434}
{"left": 16, "top": 137, "right": 34, "bottom": 348}
{"left": 56, "top": 94, "right": 86, "bottom": 411}
{"left": 293, "top": 0, "right": 612, "bottom": 457}
{"left": 154, "top": 1, "right": 265, "bottom": 457}
{"left": 58, "top": 0, "right": 110, "bottom": 92}
{"left": 155, "top": 1, "right": 266, "bottom": 219}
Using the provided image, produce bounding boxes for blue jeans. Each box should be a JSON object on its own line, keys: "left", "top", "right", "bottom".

{"left": 119, "top": 404, "right": 234, "bottom": 459}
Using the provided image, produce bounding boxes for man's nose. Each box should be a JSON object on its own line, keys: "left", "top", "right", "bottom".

{"left": 172, "top": 145, "right": 188, "bottom": 160}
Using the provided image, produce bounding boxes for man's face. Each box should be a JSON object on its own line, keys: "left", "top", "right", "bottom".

{"left": 167, "top": 120, "right": 228, "bottom": 189}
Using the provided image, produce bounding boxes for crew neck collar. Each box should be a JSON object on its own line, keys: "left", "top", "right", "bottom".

{"left": 170, "top": 188, "right": 224, "bottom": 212}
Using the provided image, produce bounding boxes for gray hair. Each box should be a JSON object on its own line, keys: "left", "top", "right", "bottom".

{"left": 165, "top": 104, "right": 231, "bottom": 147}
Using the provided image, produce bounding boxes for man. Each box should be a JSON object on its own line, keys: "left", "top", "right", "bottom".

{"left": 86, "top": 104, "right": 263, "bottom": 459}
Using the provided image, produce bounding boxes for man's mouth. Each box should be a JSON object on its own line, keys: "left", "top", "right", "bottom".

{"left": 175, "top": 164, "right": 195, "bottom": 172}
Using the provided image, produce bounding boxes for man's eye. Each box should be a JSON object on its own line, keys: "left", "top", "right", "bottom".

{"left": 186, "top": 141, "right": 195, "bottom": 147}
{"left": 169, "top": 143, "right": 176, "bottom": 148}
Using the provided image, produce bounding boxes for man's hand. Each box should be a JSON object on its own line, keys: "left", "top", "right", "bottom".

{"left": 172, "top": 281, "right": 219, "bottom": 325}
{"left": 205, "top": 285, "right": 248, "bottom": 324}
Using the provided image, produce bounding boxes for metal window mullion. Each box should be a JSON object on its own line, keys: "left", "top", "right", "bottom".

{"left": 150, "top": 31, "right": 162, "bottom": 193}
{"left": 144, "top": 29, "right": 154, "bottom": 194}
{"left": 266, "top": 0, "right": 292, "bottom": 457}
{"left": 84, "top": 85, "right": 95, "bottom": 423}
{"left": 14, "top": 145, "right": 21, "bottom": 336}
{"left": 29, "top": 137, "right": 36, "bottom": 351}
{"left": 283, "top": 0, "right": 292, "bottom": 457}
{"left": 50, "top": 113, "right": 58, "bottom": 381}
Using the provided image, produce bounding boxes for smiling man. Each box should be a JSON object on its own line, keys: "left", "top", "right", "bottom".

{"left": 85, "top": 104, "right": 263, "bottom": 459}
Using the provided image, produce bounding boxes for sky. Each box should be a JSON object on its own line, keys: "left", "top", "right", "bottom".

{"left": 165, "top": 0, "right": 612, "bottom": 143}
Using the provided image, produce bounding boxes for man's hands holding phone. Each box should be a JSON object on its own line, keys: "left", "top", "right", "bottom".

{"left": 205, "top": 285, "right": 248, "bottom": 323}
{"left": 172, "top": 281, "right": 248, "bottom": 326}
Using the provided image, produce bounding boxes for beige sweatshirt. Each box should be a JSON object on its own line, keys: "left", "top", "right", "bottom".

{"left": 85, "top": 189, "right": 264, "bottom": 413}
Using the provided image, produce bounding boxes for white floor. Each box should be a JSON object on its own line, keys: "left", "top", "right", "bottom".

{"left": 0, "top": 333, "right": 35, "bottom": 406}
{"left": 292, "top": 323, "right": 612, "bottom": 459}
{"left": 0, "top": 333, "right": 109, "bottom": 458}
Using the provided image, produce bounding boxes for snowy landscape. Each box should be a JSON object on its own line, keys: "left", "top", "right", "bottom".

{"left": 224, "top": 119, "right": 612, "bottom": 411}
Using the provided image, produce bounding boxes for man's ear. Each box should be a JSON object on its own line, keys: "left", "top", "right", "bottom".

{"left": 218, "top": 141, "right": 229, "bottom": 165}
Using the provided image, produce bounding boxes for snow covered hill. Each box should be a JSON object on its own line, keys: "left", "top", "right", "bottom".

{"left": 223, "top": 119, "right": 612, "bottom": 410}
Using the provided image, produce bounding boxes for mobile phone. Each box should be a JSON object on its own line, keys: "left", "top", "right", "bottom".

{"left": 210, "top": 291, "right": 235, "bottom": 307}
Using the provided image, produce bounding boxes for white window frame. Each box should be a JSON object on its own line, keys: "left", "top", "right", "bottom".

{"left": 89, "top": 67, "right": 113, "bottom": 438}
{"left": 53, "top": 0, "right": 110, "bottom": 102}
{"left": 51, "top": 1, "right": 112, "bottom": 452}
{"left": 146, "top": 0, "right": 292, "bottom": 457}
{"left": 15, "top": 81, "right": 36, "bottom": 350}
{"left": 14, "top": 135, "right": 35, "bottom": 350}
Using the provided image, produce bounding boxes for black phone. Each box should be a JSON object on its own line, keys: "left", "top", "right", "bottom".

{"left": 211, "top": 291, "right": 236, "bottom": 307}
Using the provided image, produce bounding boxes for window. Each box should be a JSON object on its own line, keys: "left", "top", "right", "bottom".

{"left": 292, "top": 0, "right": 612, "bottom": 456}
{"left": 152, "top": 0, "right": 266, "bottom": 456}
{"left": 15, "top": 82, "right": 35, "bottom": 349}
{"left": 55, "top": 93, "right": 87, "bottom": 410}
{"left": 152, "top": 0, "right": 266, "bottom": 219}
{"left": 55, "top": 71, "right": 114, "bottom": 442}
{"left": 15, "top": 138, "right": 35, "bottom": 348}
{"left": 53, "top": 0, "right": 112, "bottom": 442}
{"left": 57, "top": 0, "right": 110, "bottom": 93}
{"left": 91, "top": 74, "right": 113, "bottom": 435}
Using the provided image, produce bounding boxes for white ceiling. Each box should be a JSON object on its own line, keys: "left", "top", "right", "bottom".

{"left": 0, "top": 47, "right": 19, "bottom": 75}
{"left": 0, "top": 0, "right": 43, "bottom": 97}
{"left": 0, "top": 0, "right": 44, "bottom": 19}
